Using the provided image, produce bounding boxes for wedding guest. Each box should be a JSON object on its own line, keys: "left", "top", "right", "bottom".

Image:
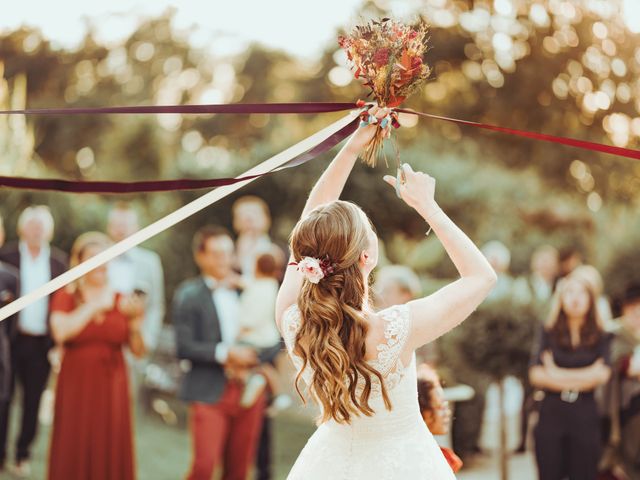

{"left": 529, "top": 272, "right": 612, "bottom": 480}
{"left": 173, "top": 226, "right": 279, "bottom": 480}
{"left": 572, "top": 265, "right": 614, "bottom": 330}
{"left": 0, "top": 206, "right": 67, "bottom": 477}
{"left": 417, "top": 364, "right": 463, "bottom": 474}
{"left": 603, "top": 283, "right": 640, "bottom": 479}
{"left": 0, "top": 214, "right": 18, "bottom": 405}
{"left": 557, "top": 246, "right": 583, "bottom": 280}
{"left": 526, "top": 246, "right": 560, "bottom": 304}
{"left": 48, "top": 232, "right": 145, "bottom": 480}
{"left": 232, "top": 196, "right": 274, "bottom": 281}
{"left": 373, "top": 265, "right": 422, "bottom": 309}
{"left": 482, "top": 240, "right": 514, "bottom": 301}
{"left": 516, "top": 245, "right": 560, "bottom": 453}
{"left": 106, "top": 202, "right": 165, "bottom": 405}
{"left": 232, "top": 195, "right": 284, "bottom": 480}
{"left": 236, "top": 252, "right": 282, "bottom": 408}
{"left": 450, "top": 240, "right": 512, "bottom": 460}
{"left": 373, "top": 265, "right": 438, "bottom": 364}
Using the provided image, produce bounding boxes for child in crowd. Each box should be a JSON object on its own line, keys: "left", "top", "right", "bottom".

{"left": 235, "top": 251, "right": 283, "bottom": 407}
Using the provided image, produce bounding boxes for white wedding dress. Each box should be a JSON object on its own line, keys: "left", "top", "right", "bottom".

{"left": 282, "top": 303, "right": 456, "bottom": 479}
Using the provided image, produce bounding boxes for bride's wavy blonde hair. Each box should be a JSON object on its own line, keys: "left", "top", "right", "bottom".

{"left": 290, "top": 200, "right": 391, "bottom": 424}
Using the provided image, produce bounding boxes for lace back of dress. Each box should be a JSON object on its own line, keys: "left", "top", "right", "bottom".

{"left": 282, "top": 303, "right": 412, "bottom": 400}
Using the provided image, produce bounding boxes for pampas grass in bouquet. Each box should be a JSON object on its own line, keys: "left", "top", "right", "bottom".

{"left": 339, "top": 18, "right": 431, "bottom": 167}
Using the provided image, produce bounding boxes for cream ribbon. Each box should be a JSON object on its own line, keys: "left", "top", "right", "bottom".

{"left": 0, "top": 110, "right": 361, "bottom": 322}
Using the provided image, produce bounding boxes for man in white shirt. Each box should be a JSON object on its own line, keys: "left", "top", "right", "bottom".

{"left": 0, "top": 206, "right": 67, "bottom": 477}
{"left": 173, "top": 226, "right": 279, "bottom": 480}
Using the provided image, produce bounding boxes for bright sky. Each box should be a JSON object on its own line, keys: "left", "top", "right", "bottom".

{"left": 0, "top": 0, "right": 416, "bottom": 57}
{"left": 1, "top": 0, "right": 637, "bottom": 57}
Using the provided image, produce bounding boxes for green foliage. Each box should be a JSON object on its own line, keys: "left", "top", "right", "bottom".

{"left": 448, "top": 298, "right": 540, "bottom": 382}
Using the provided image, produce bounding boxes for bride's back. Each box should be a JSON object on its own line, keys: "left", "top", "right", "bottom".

{"left": 282, "top": 302, "right": 416, "bottom": 425}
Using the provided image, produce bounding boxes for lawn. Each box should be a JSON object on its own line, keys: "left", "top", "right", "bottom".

{"left": 2, "top": 396, "right": 315, "bottom": 480}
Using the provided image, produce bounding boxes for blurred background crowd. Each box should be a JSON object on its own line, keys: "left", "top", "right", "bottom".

{"left": 0, "top": 0, "right": 639, "bottom": 478}
{"left": 0, "top": 198, "right": 638, "bottom": 479}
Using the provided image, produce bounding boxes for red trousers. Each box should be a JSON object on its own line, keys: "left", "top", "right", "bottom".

{"left": 186, "top": 381, "right": 266, "bottom": 480}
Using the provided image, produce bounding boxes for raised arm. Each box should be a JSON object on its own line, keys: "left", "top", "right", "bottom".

{"left": 300, "top": 106, "right": 391, "bottom": 219}
{"left": 382, "top": 164, "right": 497, "bottom": 349}
{"left": 275, "top": 106, "right": 391, "bottom": 327}
{"left": 119, "top": 294, "right": 147, "bottom": 358}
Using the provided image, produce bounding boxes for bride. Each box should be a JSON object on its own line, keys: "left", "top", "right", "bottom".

{"left": 275, "top": 105, "right": 497, "bottom": 479}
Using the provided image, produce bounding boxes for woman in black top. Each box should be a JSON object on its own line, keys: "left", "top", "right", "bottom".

{"left": 529, "top": 272, "right": 612, "bottom": 480}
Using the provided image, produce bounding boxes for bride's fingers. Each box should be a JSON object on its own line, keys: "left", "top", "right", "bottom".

{"left": 382, "top": 175, "right": 397, "bottom": 187}
{"left": 383, "top": 174, "right": 407, "bottom": 192}
{"left": 401, "top": 163, "right": 415, "bottom": 174}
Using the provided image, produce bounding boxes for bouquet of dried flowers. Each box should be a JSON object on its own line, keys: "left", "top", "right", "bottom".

{"left": 339, "top": 18, "right": 431, "bottom": 166}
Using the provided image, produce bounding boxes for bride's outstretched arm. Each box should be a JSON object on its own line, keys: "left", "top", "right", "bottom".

{"left": 383, "top": 164, "right": 497, "bottom": 348}
{"left": 299, "top": 106, "right": 391, "bottom": 219}
{"left": 276, "top": 106, "right": 391, "bottom": 328}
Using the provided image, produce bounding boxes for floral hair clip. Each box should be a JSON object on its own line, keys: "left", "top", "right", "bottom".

{"left": 289, "top": 255, "right": 336, "bottom": 284}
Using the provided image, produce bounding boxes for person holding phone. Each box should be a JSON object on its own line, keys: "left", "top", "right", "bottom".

{"left": 48, "top": 232, "right": 145, "bottom": 480}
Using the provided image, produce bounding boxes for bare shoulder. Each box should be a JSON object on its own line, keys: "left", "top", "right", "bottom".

{"left": 275, "top": 301, "right": 298, "bottom": 335}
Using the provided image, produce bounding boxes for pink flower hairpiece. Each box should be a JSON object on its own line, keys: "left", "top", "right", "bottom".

{"left": 289, "top": 255, "right": 336, "bottom": 284}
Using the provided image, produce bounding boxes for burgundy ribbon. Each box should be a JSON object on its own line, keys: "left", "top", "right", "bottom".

{"left": 0, "top": 102, "right": 360, "bottom": 116}
{"left": 395, "top": 108, "right": 640, "bottom": 161}
{"left": 0, "top": 101, "right": 638, "bottom": 194}
{"left": 0, "top": 118, "right": 360, "bottom": 193}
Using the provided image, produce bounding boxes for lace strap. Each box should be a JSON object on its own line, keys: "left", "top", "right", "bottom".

{"left": 372, "top": 304, "right": 412, "bottom": 375}
{"left": 281, "top": 303, "right": 300, "bottom": 353}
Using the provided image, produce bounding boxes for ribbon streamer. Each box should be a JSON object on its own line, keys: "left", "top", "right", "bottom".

{"left": 0, "top": 102, "right": 360, "bottom": 116}
{"left": 0, "top": 101, "right": 638, "bottom": 320}
{"left": 0, "top": 119, "right": 359, "bottom": 193}
{"left": 394, "top": 108, "right": 640, "bottom": 161}
{"left": 0, "top": 102, "right": 637, "bottom": 195}
{"left": 0, "top": 109, "right": 361, "bottom": 322}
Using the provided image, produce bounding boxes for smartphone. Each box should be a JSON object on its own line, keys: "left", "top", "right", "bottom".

{"left": 0, "top": 289, "right": 14, "bottom": 306}
{"left": 133, "top": 288, "right": 148, "bottom": 299}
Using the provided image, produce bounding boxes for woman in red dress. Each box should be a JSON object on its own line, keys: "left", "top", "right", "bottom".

{"left": 48, "top": 232, "right": 145, "bottom": 480}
